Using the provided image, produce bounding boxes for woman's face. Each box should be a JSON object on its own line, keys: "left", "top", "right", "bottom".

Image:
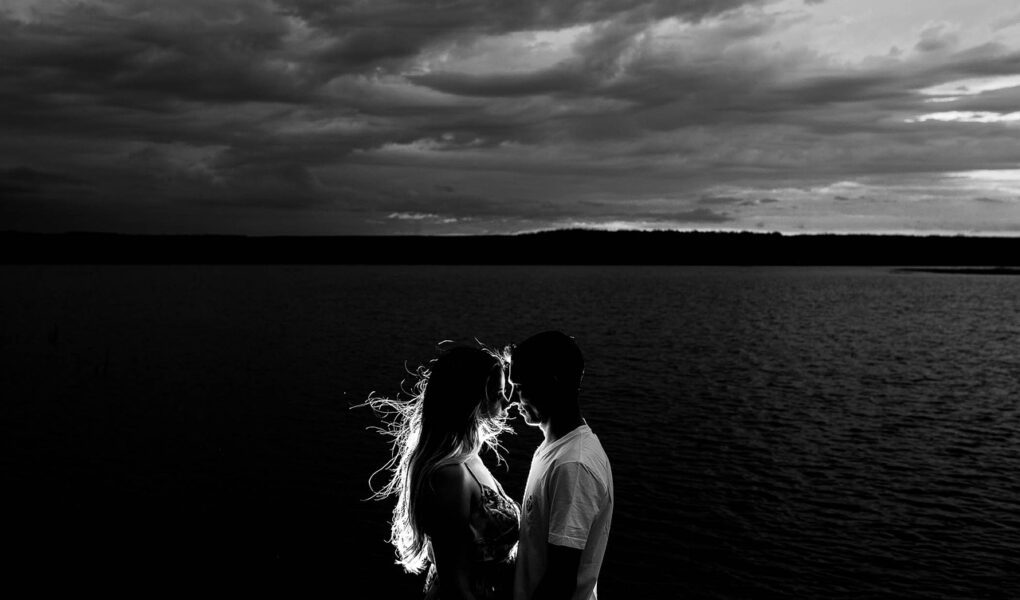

{"left": 483, "top": 365, "right": 510, "bottom": 419}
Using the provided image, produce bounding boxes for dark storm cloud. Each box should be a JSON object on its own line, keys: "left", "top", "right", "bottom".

{"left": 316, "top": 27, "right": 428, "bottom": 71}
{"left": 934, "top": 85, "right": 1020, "bottom": 114}
{"left": 698, "top": 196, "right": 743, "bottom": 206}
{"left": 0, "top": 166, "right": 85, "bottom": 197}
{"left": 0, "top": 3, "right": 315, "bottom": 107}
{"left": 670, "top": 208, "right": 733, "bottom": 223}
{"left": 938, "top": 42, "right": 1020, "bottom": 78}
{"left": 407, "top": 17, "right": 659, "bottom": 100}
{"left": 407, "top": 8, "right": 791, "bottom": 114}
{"left": 0, "top": 167, "right": 100, "bottom": 234}
{"left": 3, "top": 0, "right": 1020, "bottom": 234}
{"left": 992, "top": 12, "right": 1020, "bottom": 31}
{"left": 739, "top": 197, "right": 779, "bottom": 206}
{"left": 265, "top": 0, "right": 773, "bottom": 80}
{"left": 916, "top": 23, "right": 959, "bottom": 54}
{"left": 409, "top": 67, "right": 586, "bottom": 98}
{"left": 281, "top": 0, "right": 764, "bottom": 39}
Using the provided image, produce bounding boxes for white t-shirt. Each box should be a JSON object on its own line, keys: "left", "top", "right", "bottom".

{"left": 514, "top": 423, "right": 614, "bottom": 600}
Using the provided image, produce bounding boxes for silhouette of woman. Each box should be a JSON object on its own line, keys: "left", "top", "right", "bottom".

{"left": 365, "top": 343, "right": 520, "bottom": 600}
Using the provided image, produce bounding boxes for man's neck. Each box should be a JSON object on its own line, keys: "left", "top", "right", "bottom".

{"left": 540, "top": 412, "right": 585, "bottom": 445}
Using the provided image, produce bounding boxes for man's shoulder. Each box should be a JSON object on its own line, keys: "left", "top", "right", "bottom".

{"left": 573, "top": 430, "right": 613, "bottom": 485}
{"left": 548, "top": 435, "right": 612, "bottom": 485}
{"left": 567, "top": 427, "right": 610, "bottom": 463}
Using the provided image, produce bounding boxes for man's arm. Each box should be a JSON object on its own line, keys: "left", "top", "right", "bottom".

{"left": 530, "top": 543, "right": 582, "bottom": 600}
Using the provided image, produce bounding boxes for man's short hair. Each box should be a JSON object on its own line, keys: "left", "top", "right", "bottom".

{"left": 511, "top": 330, "right": 584, "bottom": 399}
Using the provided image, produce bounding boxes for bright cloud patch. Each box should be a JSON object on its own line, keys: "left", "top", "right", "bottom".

{"left": 947, "top": 169, "right": 1020, "bottom": 189}
{"left": 906, "top": 111, "right": 1020, "bottom": 123}
{"left": 918, "top": 74, "right": 1020, "bottom": 97}
{"left": 943, "top": 169, "right": 1020, "bottom": 198}
{"left": 410, "top": 24, "right": 590, "bottom": 77}
{"left": 952, "top": 169, "right": 1020, "bottom": 181}
{"left": 387, "top": 212, "right": 460, "bottom": 224}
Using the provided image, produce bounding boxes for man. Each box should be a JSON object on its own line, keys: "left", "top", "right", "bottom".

{"left": 508, "top": 331, "right": 614, "bottom": 600}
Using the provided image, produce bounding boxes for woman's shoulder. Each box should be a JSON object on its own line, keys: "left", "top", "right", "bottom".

{"left": 428, "top": 462, "right": 471, "bottom": 490}
{"left": 421, "top": 462, "right": 477, "bottom": 530}
{"left": 423, "top": 462, "right": 477, "bottom": 505}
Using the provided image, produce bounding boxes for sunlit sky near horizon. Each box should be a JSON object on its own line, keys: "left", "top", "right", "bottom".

{"left": 3, "top": 0, "right": 1020, "bottom": 235}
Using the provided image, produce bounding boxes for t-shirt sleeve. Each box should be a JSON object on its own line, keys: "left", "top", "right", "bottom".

{"left": 546, "top": 461, "right": 607, "bottom": 550}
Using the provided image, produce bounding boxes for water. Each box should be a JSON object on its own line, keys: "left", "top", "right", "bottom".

{"left": 2, "top": 265, "right": 1018, "bottom": 597}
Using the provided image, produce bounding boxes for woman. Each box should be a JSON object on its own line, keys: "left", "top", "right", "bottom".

{"left": 365, "top": 343, "right": 520, "bottom": 600}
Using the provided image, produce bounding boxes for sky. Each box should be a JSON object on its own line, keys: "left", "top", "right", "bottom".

{"left": 3, "top": 0, "right": 1020, "bottom": 236}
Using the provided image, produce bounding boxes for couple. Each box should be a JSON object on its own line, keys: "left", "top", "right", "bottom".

{"left": 366, "top": 331, "right": 614, "bottom": 600}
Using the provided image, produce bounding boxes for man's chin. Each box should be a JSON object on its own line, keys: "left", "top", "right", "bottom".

{"left": 517, "top": 407, "right": 540, "bottom": 426}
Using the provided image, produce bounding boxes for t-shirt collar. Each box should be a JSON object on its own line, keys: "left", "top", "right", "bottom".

{"left": 537, "top": 420, "right": 589, "bottom": 457}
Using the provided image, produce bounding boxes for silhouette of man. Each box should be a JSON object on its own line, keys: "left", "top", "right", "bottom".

{"left": 509, "top": 331, "right": 614, "bottom": 600}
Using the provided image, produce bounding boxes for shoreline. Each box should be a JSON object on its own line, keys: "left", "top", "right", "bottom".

{"left": 4, "top": 230, "right": 1020, "bottom": 265}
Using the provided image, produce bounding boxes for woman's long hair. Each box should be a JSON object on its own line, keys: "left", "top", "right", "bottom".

{"left": 362, "top": 342, "right": 513, "bottom": 573}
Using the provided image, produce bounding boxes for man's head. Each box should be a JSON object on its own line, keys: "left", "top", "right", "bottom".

{"left": 508, "top": 330, "right": 584, "bottom": 426}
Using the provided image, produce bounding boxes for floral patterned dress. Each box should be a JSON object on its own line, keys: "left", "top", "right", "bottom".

{"left": 424, "top": 463, "right": 521, "bottom": 600}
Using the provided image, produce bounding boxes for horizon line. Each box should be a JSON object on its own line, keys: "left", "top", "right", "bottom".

{"left": 6, "top": 228, "right": 1020, "bottom": 239}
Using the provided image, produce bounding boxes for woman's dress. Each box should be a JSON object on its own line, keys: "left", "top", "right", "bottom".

{"left": 424, "top": 463, "right": 521, "bottom": 599}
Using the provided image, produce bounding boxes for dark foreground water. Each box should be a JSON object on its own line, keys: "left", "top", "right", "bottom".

{"left": 2, "top": 266, "right": 1018, "bottom": 597}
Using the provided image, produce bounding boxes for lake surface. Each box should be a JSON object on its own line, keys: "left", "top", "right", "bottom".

{"left": 3, "top": 266, "right": 1018, "bottom": 597}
